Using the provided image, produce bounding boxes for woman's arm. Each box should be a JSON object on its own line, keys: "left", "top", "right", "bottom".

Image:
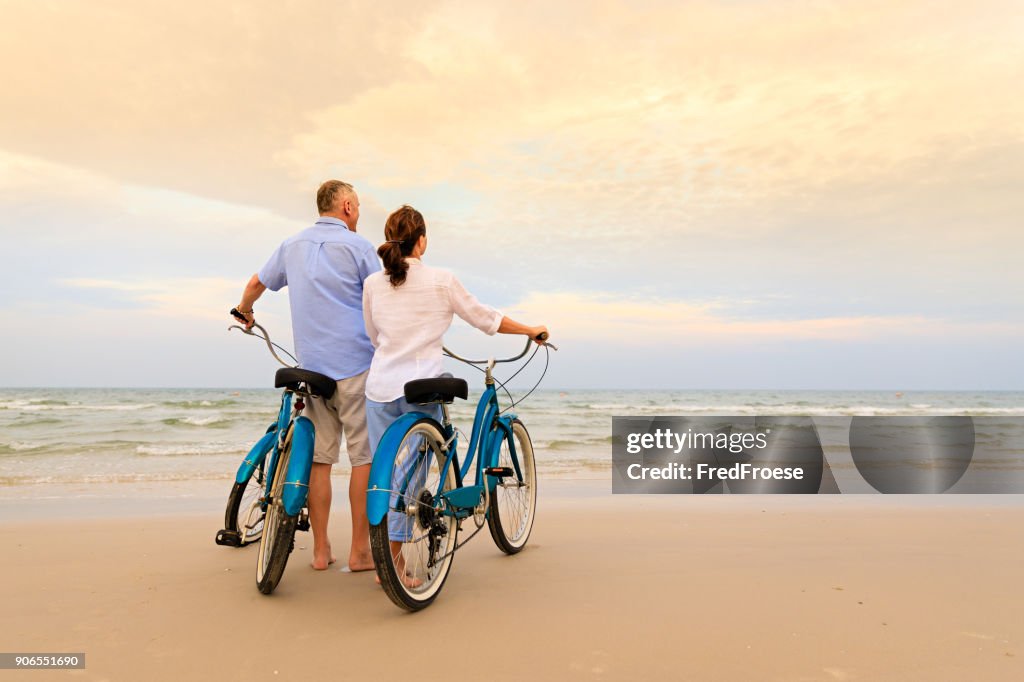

{"left": 497, "top": 316, "right": 548, "bottom": 343}
{"left": 448, "top": 273, "right": 547, "bottom": 341}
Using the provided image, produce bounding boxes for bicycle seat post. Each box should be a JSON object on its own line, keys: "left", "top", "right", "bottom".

{"left": 485, "top": 358, "right": 496, "bottom": 387}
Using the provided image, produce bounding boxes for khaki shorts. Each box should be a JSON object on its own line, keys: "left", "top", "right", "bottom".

{"left": 303, "top": 369, "right": 372, "bottom": 467}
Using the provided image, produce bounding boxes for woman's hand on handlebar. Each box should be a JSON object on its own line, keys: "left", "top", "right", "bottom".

{"left": 530, "top": 326, "right": 549, "bottom": 344}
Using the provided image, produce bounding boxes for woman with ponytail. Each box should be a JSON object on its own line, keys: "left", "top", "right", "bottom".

{"left": 363, "top": 204, "right": 546, "bottom": 431}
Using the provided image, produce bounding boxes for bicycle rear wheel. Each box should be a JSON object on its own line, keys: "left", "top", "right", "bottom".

{"left": 487, "top": 419, "right": 537, "bottom": 554}
{"left": 369, "top": 419, "right": 458, "bottom": 611}
{"left": 256, "top": 437, "right": 298, "bottom": 594}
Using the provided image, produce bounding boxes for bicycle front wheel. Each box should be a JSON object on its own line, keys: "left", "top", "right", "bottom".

{"left": 256, "top": 437, "right": 298, "bottom": 595}
{"left": 487, "top": 419, "right": 537, "bottom": 554}
{"left": 224, "top": 474, "right": 265, "bottom": 546}
{"left": 369, "top": 419, "right": 458, "bottom": 611}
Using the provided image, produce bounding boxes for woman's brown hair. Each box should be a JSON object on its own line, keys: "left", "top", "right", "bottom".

{"left": 378, "top": 205, "right": 427, "bottom": 287}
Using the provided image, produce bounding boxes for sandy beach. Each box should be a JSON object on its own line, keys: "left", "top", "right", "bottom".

{"left": 2, "top": 482, "right": 1021, "bottom": 681}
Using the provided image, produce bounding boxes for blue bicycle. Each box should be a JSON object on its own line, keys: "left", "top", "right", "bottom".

{"left": 215, "top": 313, "right": 335, "bottom": 595}
{"left": 367, "top": 334, "right": 555, "bottom": 610}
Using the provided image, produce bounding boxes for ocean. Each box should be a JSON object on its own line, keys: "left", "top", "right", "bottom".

{"left": 3, "top": 388, "right": 1024, "bottom": 503}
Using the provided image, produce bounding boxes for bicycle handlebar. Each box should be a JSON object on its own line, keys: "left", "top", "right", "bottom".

{"left": 442, "top": 333, "right": 557, "bottom": 365}
{"left": 230, "top": 307, "right": 552, "bottom": 370}
{"left": 227, "top": 309, "right": 297, "bottom": 368}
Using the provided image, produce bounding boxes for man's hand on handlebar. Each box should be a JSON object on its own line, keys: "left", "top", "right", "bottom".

{"left": 230, "top": 307, "right": 256, "bottom": 331}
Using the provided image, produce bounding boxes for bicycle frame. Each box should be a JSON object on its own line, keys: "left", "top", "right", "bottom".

{"left": 229, "top": 376, "right": 317, "bottom": 519}
{"left": 366, "top": 383, "right": 521, "bottom": 526}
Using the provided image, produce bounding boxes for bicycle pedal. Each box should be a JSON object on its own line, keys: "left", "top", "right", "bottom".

{"left": 484, "top": 466, "right": 514, "bottom": 478}
{"left": 296, "top": 514, "right": 310, "bottom": 532}
{"left": 215, "top": 529, "right": 242, "bottom": 547}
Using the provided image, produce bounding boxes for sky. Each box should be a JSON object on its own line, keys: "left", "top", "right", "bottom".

{"left": 1, "top": 0, "right": 1022, "bottom": 389}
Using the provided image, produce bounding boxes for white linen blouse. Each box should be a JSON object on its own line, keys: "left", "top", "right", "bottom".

{"left": 362, "top": 258, "right": 503, "bottom": 402}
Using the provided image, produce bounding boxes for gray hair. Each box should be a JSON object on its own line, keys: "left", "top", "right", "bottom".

{"left": 316, "top": 180, "right": 355, "bottom": 214}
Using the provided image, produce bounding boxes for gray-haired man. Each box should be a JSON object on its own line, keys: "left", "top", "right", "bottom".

{"left": 235, "top": 180, "right": 380, "bottom": 571}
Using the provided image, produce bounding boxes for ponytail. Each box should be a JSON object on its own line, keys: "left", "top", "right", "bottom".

{"left": 380, "top": 205, "right": 426, "bottom": 287}
{"left": 377, "top": 241, "right": 410, "bottom": 287}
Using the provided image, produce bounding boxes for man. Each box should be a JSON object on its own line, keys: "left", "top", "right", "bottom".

{"left": 234, "top": 180, "right": 379, "bottom": 572}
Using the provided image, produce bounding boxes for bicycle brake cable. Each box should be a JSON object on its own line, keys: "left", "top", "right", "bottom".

{"left": 446, "top": 342, "right": 551, "bottom": 414}
{"left": 500, "top": 344, "right": 550, "bottom": 414}
{"left": 501, "top": 343, "right": 540, "bottom": 386}
{"left": 230, "top": 324, "right": 299, "bottom": 366}
{"left": 268, "top": 340, "right": 298, "bottom": 366}
{"left": 451, "top": 355, "right": 516, "bottom": 406}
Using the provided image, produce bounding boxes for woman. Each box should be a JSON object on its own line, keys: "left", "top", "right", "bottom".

{"left": 362, "top": 205, "right": 547, "bottom": 581}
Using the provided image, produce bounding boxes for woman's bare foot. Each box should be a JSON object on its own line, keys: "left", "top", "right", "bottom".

{"left": 401, "top": 572, "right": 423, "bottom": 589}
{"left": 374, "top": 542, "right": 423, "bottom": 588}
{"left": 375, "top": 571, "right": 423, "bottom": 588}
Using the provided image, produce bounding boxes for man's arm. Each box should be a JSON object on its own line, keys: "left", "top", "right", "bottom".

{"left": 359, "top": 242, "right": 382, "bottom": 281}
{"left": 235, "top": 274, "right": 266, "bottom": 330}
{"left": 362, "top": 282, "right": 379, "bottom": 347}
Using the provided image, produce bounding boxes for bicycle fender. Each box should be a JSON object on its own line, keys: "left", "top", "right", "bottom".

{"left": 234, "top": 424, "right": 278, "bottom": 484}
{"left": 483, "top": 417, "right": 515, "bottom": 491}
{"left": 367, "top": 412, "right": 435, "bottom": 526}
{"left": 496, "top": 417, "right": 524, "bottom": 482}
{"left": 282, "top": 416, "right": 315, "bottom": 517}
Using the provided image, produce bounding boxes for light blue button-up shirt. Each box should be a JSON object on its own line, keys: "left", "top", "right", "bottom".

{"left": 258, "top": 217, "right": 381, "bottom": 380}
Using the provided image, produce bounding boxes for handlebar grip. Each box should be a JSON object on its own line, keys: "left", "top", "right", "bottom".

{"left": 230, "top": 307, "right": 248, "bottom": 323}
{"left": 535, "top": 332, "right": 549, "bottom": 342}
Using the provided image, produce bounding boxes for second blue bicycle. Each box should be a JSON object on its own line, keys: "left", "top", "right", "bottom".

{"left": 367, "top": 335, "right": 555, "bottom": 610}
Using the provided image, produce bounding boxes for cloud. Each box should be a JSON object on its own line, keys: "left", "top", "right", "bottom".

{"left": 1, "top": 1, "right": 1022, "bottom": 387}
{"left": 500, "top": 291, "right": 1024, "bottom": 347}
{"left": 5, "top": 0, "right": 1018, "bottom": 225}
{"left": 265, "top": 0, "right": 1024, "bottom": 320}
{"left": 0, "top": 1, "right": 448, "bottom": 215}
{"left": 279, "top": 1, "right": 1023, "bottom": 205}
{"left": 57, "top": 277, "right": 249, "bottom": 321}
{"left": 0, "top": 149, "right": 304, "bottom": 310}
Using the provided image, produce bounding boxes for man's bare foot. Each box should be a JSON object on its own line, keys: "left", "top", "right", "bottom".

{"left": 346, "top": 550, "right": 374, "bottom": 572}
{"left": 311, "top": 546, "right": 337, "bottom": 571}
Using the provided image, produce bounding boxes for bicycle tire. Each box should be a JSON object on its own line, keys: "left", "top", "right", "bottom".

{"left": 369, "top": 419, "right": 458, "bottom": 611}
{"left": 223, "top": 475, "right": 265, "bottom": 546}
{"left": 256, "top": 435, "right": 299, "bottom": 595}
{"left": 487, "top": 419, "right": 537, "bottom": 554}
